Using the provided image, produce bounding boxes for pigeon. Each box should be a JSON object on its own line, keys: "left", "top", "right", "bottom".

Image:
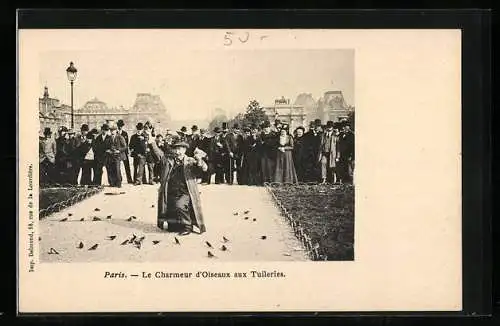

{"left": 77, "top": 242, "right": 84, "bottom": 249}
{"left": 68, "top": 213, "right": 73, "bottom": 216}
{"left": 207, "top": 251, "right": 216, "bottom": 258}
{"left": 260, "top": 236, "right": 267, "bottom": 240}
{"left": 126, "top": 217, "right": 133, "bottom": 221}
{"left": 244, "top": 216, "right": 249, "bottom": 220}
{"left": 106, "top": 215, "right": 112, "bottom": 219}
{"left": 151, "top": 204, "right": 155, "bottom": 208}
{"left": 252, "top": 218, "right": 257, "bottom": 222}
{"left": 59, "top": 217, "right": 68, "bottom": 222}
{"left": 92, "top": 216, "right": 101, "bottom": 221}
{"left": 174, "top": 237, "right": 180, "bottom": 245}
{"left": 88, "top": 244, "right": 99, "bottom": 251}
{"left": 222, "top": 236, "right": 229, "bottom": 243}
{"left": 94, "top": 208, "right": 100, "bottom": 212}
{"left": 152, "top": 240, "right": 161, "bottom": 245}
{"left": 244, "top": 210, "right": 250, "bottom": 214}
{"left": 134, "top": 241, "right": 142, "bottom": 249}
{"left": 106, "top": 235, "right": 117, "bottom": 240}
{"left": 79, "top": 218, "right": 85, "bottom": 221}
{"left": 205, "top": 241, "right": 213, "bottom": 248}
{"left": 138, "top": 236, "right": 146, "bottom": 242}
{"left": 120, "top": 239, "right": 129, "bottom": 245}
{"left": 233, "top": 212, "right": 239, "bottom": 216}
{"left": 128, "top": 234, "right": 137, "bottom": 243}
{"left": 48, "top": 247, "right": 59, "bottom": 255}
{"left": 38, "top": 236, "right": 41, "bottom": 241}
{"left": 220, "top": 245, "right": 228, "bottom": 251}
{"left": 131, "top": 216, "right": 137, "bottom": 220}
{"left": 119, "top": 191, "right": 126, "bottom": 194}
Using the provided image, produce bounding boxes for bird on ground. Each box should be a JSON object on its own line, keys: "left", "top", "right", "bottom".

{"left": 92, "top": 216, "right": 101, "bottom": 221}
{"left": 131, "top": 216, "right": 137, "bottom": 220}
{"left": 252, "top": 218, "right": 257, "bottom": 222}
{"left": 77, "top": 242, "right": 84, "bottom": 249}
{"left": 134, "top": 242, "right": 142, "bottom": 249}
{"left": 244, "top": 216, "right": 249, "bottom": 220}
{"left": 106, "top": 215, "right": 112, "bottom": 219}
{"left": 128, "top": 234, "right": 137, "bottom": 243}
{"left": 174, "top": 237, "right": 180, "bottom": 245}
{"left": 38, "top": 236, "right": 41, "bottom": 241}
{"left": 48, "top": 247, "right": 59, "bottom": 255}
{"left": 94, "top": 208, "right": 100, "bottom": 212}
{"left": 244, "top": 210, "right": 250, "bottom": 214}
{"left": 207, "top": 251, "right": 216, "bottom": 258}
{"left": 68, "top": 213, "right": 73, "bottom": 216}
{"left": 106, "top": 235, "right": 117, "bottom": 240}
{"left": 138, "top": 236, "right": 145, "bottom": 242}
{"left": 79, "top": 218, "right": 85, "bottom": 221}
{"left": 120, "top": 239, "right": 129, "bottom": 245}
{"left": 88, "top": 244, "right": 99, "bottom": 250}
{"left": 260, "top": 236, "right": 267, "bottom": 240}
{"left": 233, "top": 212, "right": 238, "bottom": 216}
{"left": 59, "top": 217, "right": 68, "bottom": 222}
{"left": 205, "top": 241, "right": 213, "bottom": 248}
{"left": 126, "top": 217, "right": 133, "bottom": 221}
{"left": 222, "top": 236, "right": 229, "bottom": 243}
{"left": 220, "top": 245, "right": 228, "bottom": 251}
{"left": 152, "top": 240, "right": 161, "bottom": 245}
{"left": 151, "top": 204, "right": 155, "bottom": 208}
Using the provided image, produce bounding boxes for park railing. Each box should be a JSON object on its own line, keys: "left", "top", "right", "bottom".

{"left": 263, "top": 182, "right": 331, "bottom": 261}
{"left": 39, "top": 183, "right": 104, "bottom": 218}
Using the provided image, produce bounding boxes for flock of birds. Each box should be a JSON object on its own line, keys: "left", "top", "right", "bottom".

{"left": 44, "top": 207, "right": 269, "bottom": 259}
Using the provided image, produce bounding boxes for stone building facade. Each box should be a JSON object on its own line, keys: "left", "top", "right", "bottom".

{"left": 263, "top": 96, "right": 306, "bottom": 131}
{"left": 317, "top": 90, "right": 352, "bottom": 123}
{"left": 39, "top": 86, "right": 71, "bottom": 134}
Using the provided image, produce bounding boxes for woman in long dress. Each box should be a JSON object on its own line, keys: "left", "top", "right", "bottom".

{"left": 273, "top": 125, "right": 299, "bottom": 183}
{"left": 292, "top": 126, "right": 307, "bottom": 182}
{"left": 258, "top": 121, "right": 277, "bottom": 184}
{"left": 241, "top": 125, "right": 262, "bottom": 186}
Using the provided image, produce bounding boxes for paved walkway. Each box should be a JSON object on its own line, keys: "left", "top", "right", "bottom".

{"left": 39, "top": 183, "right": 309, "bottom": 262}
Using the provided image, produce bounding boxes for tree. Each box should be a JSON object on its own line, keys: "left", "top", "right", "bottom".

{"left": 347, "top": 107, "right": 355, "bottom": 131}
{"left": 242, "top": 100, "right": 269, "bottom": 127}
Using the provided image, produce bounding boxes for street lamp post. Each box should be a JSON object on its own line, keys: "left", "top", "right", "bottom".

{"left": 66, "top": 62, "right": 78, "bottom": 129}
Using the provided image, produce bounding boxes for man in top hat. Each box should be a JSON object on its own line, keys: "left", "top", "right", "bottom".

{"left": 55, "top": 126, "right": 74, "bottom": 184}
{"left": 318, "top": 121, "right": 341, "bottom": 184}
{"left": 104, "top": 122, "right": 127, "bottom": 187}
{"left": 92, "top": 123, "right": 110, "bottom": 185}
{"left": 303, "top": 118, "right": 323, "bottom": 182}
{"left": 186, "top": 125, "right": 200, "bottom": 156}
{"left": 71, "top": 124, "right": 91, "bottom": 185}
{"left": 177, "top": 126, "right": 188, "bottom": 142}
{"left": 220, "top": 122, "right": 236, "bottom": 184}
{"left": 39, "top": 127, "right": 57, "bottom": 185}
{"left": 194, "top": 128, "right": 212, "bottom": 184}
{"left": 210, "top": 126, "right": 226, "bottom": 184}
{"left": 337, "top": 120, "right": 355, "bottom": 184}
{"left": 148, "top": 136, "right": 208, "bottom": 235}
{"left": 228, "top": 123, "right": 245, "bottom": 184}
{"left": 117, "top": 119, "right": 133, "bottom": 184}
{"left": 129, "top": 122, "right": 149, "bottom": 185}
{"left": 258, "top": 120, "right": 278, "bottom": 184}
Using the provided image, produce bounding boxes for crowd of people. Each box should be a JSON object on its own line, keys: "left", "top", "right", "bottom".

{"left": 39, "top": 117, "right": 354, "bottom": 188}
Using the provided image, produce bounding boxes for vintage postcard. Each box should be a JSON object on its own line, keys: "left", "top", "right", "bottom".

{"left": 18, "top": 29, "right": 461, "bottom": 313}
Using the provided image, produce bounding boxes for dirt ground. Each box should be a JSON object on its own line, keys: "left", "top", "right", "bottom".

{"left": 39, "top": 183, "right": 309, "bottom": 262}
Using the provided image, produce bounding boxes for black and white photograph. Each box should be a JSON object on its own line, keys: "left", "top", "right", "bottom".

{"left": 19, "top": 27, "right": 463, "bottom": 313}
{"left": 37, "top": 47, "right": 355, "bottom": 263}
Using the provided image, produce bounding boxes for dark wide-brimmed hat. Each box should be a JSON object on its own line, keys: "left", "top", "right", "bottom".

{"left": 213, "top": 127, "right": 221, "bottom": 133}
{"left": 90, "top": 128, "right": 99, "bottom": 135}
{"left": 314, "top": 119, "right": 322, "bottom": 127}
{"left": 191, "top": 125, "right": 199, "bottom": 131}
{"left": 101, "top": 124, "right": 110, "bottom": 131}
{"left": 295, "top": 126, "right": 305, "bottom": 133}
{"left": 80, "top": 124, "right": 89, "bottom": 132}
{"left": 43, "top": 127, "right": 52, "bottom": 135}
{"left": 171, "top": 139, "right": 190, "bottom": 148}
{"left": 136, "top": 122, "right": 144, "bottom": 130}
{"left": 117, "top": 119, "right": 125, "bottom": 127}
{"left": 243, "top": 126, "right": 251, "bottom": 132}
{"left": 180, "top": 126, "right": 187, "bottom": 133}
{"left": 326, "top": 120, "right": 334, "bottom": 128}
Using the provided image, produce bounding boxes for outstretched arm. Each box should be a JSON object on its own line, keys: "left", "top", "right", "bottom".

{"left": 148, "top": 138, "right": 165, "bottom": 161}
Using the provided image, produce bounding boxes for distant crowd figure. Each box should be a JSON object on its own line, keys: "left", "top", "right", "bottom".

{"left": 39, "top": 118, "right": 354, "bottom": 188}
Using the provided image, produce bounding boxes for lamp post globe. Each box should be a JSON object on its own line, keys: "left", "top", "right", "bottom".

{"left": 66, "top": 62, "right": 77, "bottom": 129}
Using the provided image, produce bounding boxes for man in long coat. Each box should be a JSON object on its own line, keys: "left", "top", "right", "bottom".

{"left": 92, "top": 124, "right": 110, "bottom": 185}
{"left": 318, "top": 121, "right": 340, "bottom": 183}
{"left": 148, "top": 137, "right": 208, "bottom": 235}
{"left": 337, "top": 120, "right": 355, "bottom": 184}
{"left": 117, "top": 119, "right": 133, "bottom": 184}
{"left": 104, "top": 123, "right": 127, "bottom": 187}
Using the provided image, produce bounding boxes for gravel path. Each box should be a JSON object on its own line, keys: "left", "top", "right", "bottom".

{"left": 39, "top": 183, "right": 309, "bottom": 262}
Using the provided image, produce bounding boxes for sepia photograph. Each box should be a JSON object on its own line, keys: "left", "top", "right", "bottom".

{"left": 19, "top": 27, "right": 462, "bottom": 313}
{"left": 38, "top": 48, "right": 355, "bottom": 263}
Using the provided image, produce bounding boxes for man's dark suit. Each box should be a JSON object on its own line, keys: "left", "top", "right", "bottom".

{"left": 118, "top": 129, "right": 133, "bottom": 183}
{"left": 193, "top": 135, "right": 212, "bottom": 183}
{"left": 73, "top": 133, "right": 93, "bottom": 185}
{"left": 337, "top": 130, "right": 354, "bottom": 184}
{"left": 92, "top": 133, "right": 109, "bottom": 185}
{"left": 104, "top": 133, "right": 127, "bottom": 187}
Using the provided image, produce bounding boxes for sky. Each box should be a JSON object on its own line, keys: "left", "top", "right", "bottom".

{"left": 40, "top": 49, "right": 354, "bottom": 121}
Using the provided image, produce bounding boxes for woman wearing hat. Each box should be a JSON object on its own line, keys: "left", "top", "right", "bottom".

{"left": 274, "top": 124, "right": 298, "bottom": 183}
{"left": 292, "top": 126, "right": 307, "bottom": 182}
{"left": 148, "top": 136, "right": 208, "bottom": 235}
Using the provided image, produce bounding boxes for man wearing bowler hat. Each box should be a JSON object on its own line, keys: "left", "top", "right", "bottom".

{"left": 104, "top": 122, "right": 127, "bottom": 187}
{"left": 210, "top": 126, "right": 226, "bottom": 184}
{"left": 148, "top": 137, "right": 208, "bottom": 235}
{"left": 92, "top": 123, "right": 110, "bottom": 185}
{"left": 129, "top": 122, "right": 148, "bottom": 185}
{"left": 117, "top": 119, "right": 133, "bottom": 184}
{"left": 304, "top": 118, "right": 323, "bottom": 182}
{"left": 39, "top": 127, "right": 57, "bottom": 185}
{"left": 318, "top": 121, "right": 341, "bottom": 184}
